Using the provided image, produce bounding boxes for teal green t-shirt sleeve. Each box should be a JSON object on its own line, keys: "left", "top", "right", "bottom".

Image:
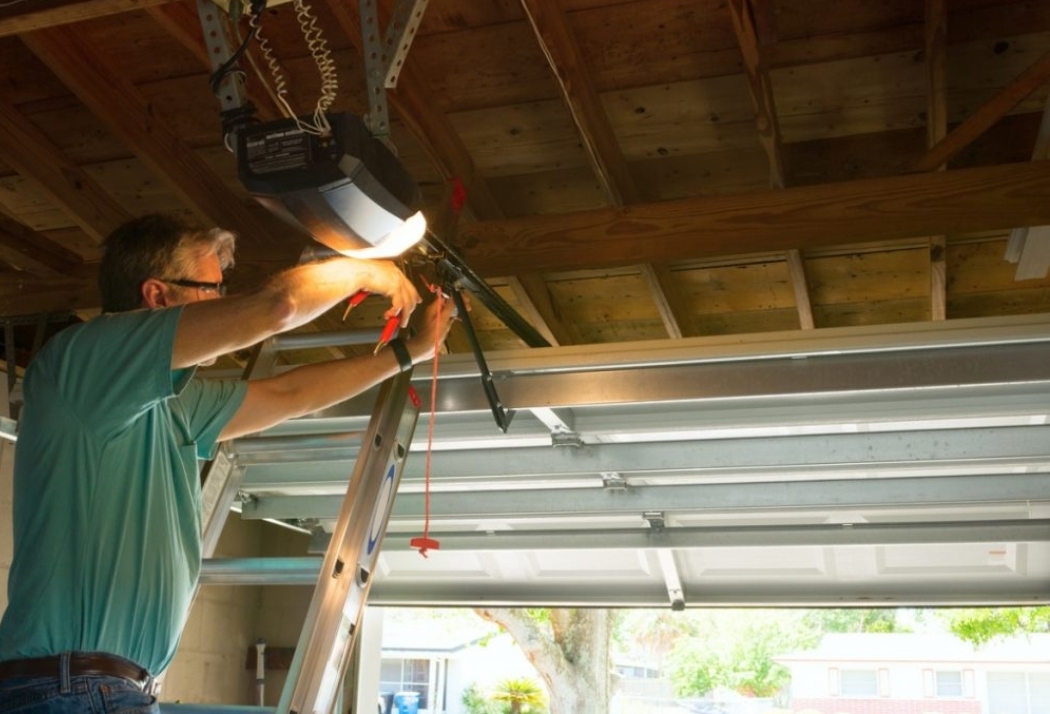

{"left": 38, "top": 307, "right": 186, "bottom": 435}
{"left": 177, "top": 377, "right": 248, "bottom": 459}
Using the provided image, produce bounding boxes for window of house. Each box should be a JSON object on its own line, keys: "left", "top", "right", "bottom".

{"left": 379, "top": 658, "right": 429, "bottom": 708}
{"left": 936, "top": 670, "right": 963, "bottom": 697}
{"left": 840, "top": 669, "right": 878, "bottom": 697}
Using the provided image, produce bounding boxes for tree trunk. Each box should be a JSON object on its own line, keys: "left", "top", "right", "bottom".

{"left": 475, "top": 608, "right": 611, "bottom": 714}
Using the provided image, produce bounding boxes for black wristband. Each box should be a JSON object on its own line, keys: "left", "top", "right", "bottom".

{"left": 387, "top": 337, "right": 413, "bottom": 373}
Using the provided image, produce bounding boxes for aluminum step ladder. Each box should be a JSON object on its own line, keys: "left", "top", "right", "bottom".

{"left": 190, "top": 328, "right": 421, "bottom": 714}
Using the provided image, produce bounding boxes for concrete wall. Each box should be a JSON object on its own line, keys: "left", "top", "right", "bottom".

{"left": 161, "top": 517, "right": 268, "bottom": 705}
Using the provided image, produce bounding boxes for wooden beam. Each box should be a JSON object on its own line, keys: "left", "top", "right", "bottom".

{"left": 749, "top": 0, "right": 778, "bottom": 47}
{"left": 0, "top": 266, "right": 98, "bottom": 315}
{"left": 506, "top": 274, "right": 574, "bottom": 346}
{"left": 518, "top": 0, "right": 639, "bottom": 206}
{"left": 456, "top": 161, "right": 1050, "bottom": 276}
{"left": 728, "top": 0, "right": 785, "bottom": 189}
{"left": 638, "top": 263, "right": 684, "bottom": 339}
{"left": 926, "top": 0, "right": 948, "bottom": 321}
{"left": 0, "top": 212, "right": 82, "bottom": 277}
{"left": 913, "top": 48, "right": 1050, "bottom": 172}
{"left": 324, "top": 0, "right": 504, "bottom": 220}
{"left": 0, "top": 100, "right": 130, "bottom": 243}
{"left": 0, "top": 0, "right": 175, "bottom": 37}
{"left": 785, "top": 249, "right": 814, "bottom": 330}
{"left": 21, "top": 26, "right": 287, "bottom": 249}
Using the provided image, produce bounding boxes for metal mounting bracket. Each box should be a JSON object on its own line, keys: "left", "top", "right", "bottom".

{"left": 359, "top": 0, "right": 430, "bottom": 136}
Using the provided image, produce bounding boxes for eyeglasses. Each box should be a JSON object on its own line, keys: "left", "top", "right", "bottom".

{"left": 159, "top": 278, "right": 227, "bottom": 296}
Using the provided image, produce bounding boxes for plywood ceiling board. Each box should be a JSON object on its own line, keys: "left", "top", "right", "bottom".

{"left": 949, "top": 287, "right": 1050, "bottom": 319}
{"left": 412, "top": 23, "right": 561, "bottom": 112}
{"left": 773, "top": 0, "right": 920, "bottom": 41}
{"left": 630, "top": 148, "right": 773, "bottom": 201}
{"left": 674, "top": 261, "right": 795, "bottom": 315}
{"left": 949, "top": 240, "right": 1050, "bottom": 294}
{"left": 72, "top": 11, "right": 204, "bottom": 84}
{"left": 603, "top": 77, "right": 761, "bottom": 160}
{"left": 805, "top": 248, "right": 929, "bottom": 307}
{"left": 15, "top": 103, "right": 136, "bottom": 166}
{"left": 691, "top": 307, "right": 800, "bottom": 336}
{"left": 785, "top": 128, "right": 927, "bottom": 185}
{"left": 567, "top": 0, "right": 740, "bottom": 91}
{"left": 488, "top": 168, "right": 608, "bottom": 217}
{"left": 814, "top": 296, "right": 929, "bottom": 329}
{"left": 449, "top": 101, "right": 591, "bottom": 178}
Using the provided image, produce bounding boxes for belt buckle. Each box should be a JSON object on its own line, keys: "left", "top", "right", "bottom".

{"left": 144, "top": 675, "right": 159, "bottom": 697}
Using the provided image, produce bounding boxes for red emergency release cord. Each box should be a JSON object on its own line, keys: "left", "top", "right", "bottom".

{"left": 409, "top": 278, "right": 445, "bottom": 558}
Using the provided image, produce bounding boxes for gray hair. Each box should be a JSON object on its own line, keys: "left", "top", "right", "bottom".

{"left": 99, "top": 214, "right": 236, "bottom": 312}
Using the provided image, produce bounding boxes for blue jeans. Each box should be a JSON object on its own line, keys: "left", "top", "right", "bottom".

{"left": 0, "top": 674, "right": 158, "bottom": 714}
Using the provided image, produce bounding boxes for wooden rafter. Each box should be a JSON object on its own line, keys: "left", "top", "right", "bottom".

{"left": 728, "top": 0, "right": 784, "bottom": 190}
{"left": 21, "top": 25, "right": 287, "bottom": 250}
{"left": 913, "top": 48, "right": 1050, "bottom": 172}
{"left": 518, "top": 0, "right": 638, "bottom": 206}
{"left": 0, "top": 100, "right": 129, "bottom": 243}
{"left": 638, "top": 264, "right": 684, "bottom": 339}
{"left": 324, "top": 0, "right": 504, "bottom": 221}
{"left": 456, "top": 161, "right": 1050, "bottom": 276}
{"left": 506, "top": 274, "right": 574, "bottom": 347}
{"left": 0, "top": 212, "right": 82, "bottom": 277}
{"left": 785, "top": 250, "right": 814, "bottom": 330}
{"left": 926, "top": 0, "right": 948, "bottom": 321}
{"left": 0, "top": 0, "right": 175, "bottom": 37}
{"left": 729, "top": 0, "right": 815, "bottom": 331}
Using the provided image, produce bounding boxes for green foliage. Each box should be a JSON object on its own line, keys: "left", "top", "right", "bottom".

{"left": 663, "top": 611, "right": 818, "bottom": 698}
{"left": 463, "top": 678, "right": 548, "bottom": 714}
{"left": 941, "top": 607, "right": 1050, "bottom": 647}
{"left": 462, "top": 683, "right": 501, "bottom": 714}
{"left": 491, "top": 678, "right": 548, "bottom": 714}
{"left": 801, "top": 609, "right": 903, "bottom": 634}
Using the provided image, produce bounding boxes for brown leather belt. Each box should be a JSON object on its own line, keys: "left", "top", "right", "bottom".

{"left": 0, "top": 653, "right": 153, "bottom": 690}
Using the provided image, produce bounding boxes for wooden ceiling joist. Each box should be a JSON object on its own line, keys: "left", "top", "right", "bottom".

{"left": 457, "top": 161, "right": 1050, "bottom": 276}
{"left": 913, "top": 47, "right": 1050, "bottom": 173}
{"left": 21, "top": 26, "right": 288, "bottom": 250}
{"left": 729, "top": 0, "right": 785, "bottom": 190}
{"left": 925, "top": 0, "right": 948, "bottom": 321}
{"left": 0, "top": 0, "right": 176, "bottom": 37}
{"left": 638, "top": 263, "right": 684, "bottom": 339}
{"left": 506, "top": 274, "right": 574, "bottom": 347}
{"left": 0, "top": 212, "right": 82, "bottom": 277}
{"left": 0, "top": 101, "right": 130, "bottom": 243}
{"left": 729, "top": 0, "right": 813, "bottom": 330}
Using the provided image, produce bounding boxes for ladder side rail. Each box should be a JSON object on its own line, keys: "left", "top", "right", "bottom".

{"left": 278, "top": 370, "right": 420, "bottom": 714}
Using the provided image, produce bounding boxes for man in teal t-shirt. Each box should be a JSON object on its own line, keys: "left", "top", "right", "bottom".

{"left": 0, "top": 214, "right": 455, "bottom": 714}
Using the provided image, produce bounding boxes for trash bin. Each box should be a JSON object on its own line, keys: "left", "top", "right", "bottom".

{"left": 393, "top": 690, "right": 420, "bottom": 714}
{"left": 379, "top": 692, "right": 394, "bottom": 714}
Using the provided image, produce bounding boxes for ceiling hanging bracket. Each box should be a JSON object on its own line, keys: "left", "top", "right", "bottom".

{"left": 359, "top": 0, "right": 430, "bottom": 137}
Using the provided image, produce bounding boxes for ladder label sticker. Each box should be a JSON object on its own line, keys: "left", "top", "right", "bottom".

{"left": 367, "top": 463, "right": 396, "bottom": 555}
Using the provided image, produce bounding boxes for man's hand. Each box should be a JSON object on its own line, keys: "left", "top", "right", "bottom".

{"left": 406, "top": 291, "right": 464, "bottom": 363}
{"left": 352, "top": 259, "right": 422, "bottom": 327}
